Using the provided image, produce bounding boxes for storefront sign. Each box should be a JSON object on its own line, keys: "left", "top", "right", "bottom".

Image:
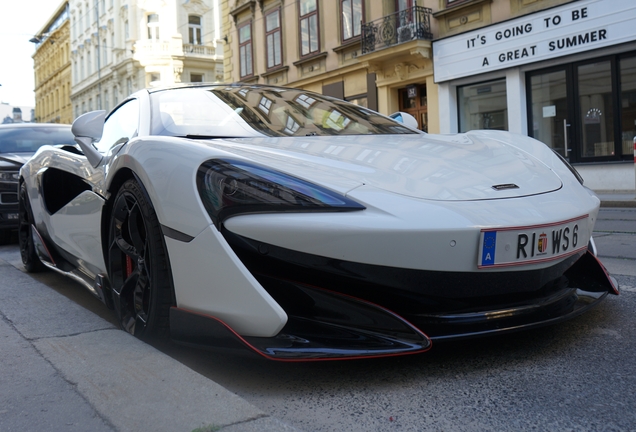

{"left": 433, "top": 0, "right": 636, "bottom": 82}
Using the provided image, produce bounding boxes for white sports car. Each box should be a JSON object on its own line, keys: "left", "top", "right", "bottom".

{"left": 19, "top": 84, "right": 618, "bottom": 361}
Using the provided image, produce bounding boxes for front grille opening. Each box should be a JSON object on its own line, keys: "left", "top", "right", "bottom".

{"left": 0, "top": 192, "right": 18, "bottom": 204}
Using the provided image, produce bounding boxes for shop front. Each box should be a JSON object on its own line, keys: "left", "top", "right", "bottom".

{"left": 432, "top": 0, "right": 636, "bottom": 192}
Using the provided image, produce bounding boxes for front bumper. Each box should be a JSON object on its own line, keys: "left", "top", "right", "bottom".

{"left": 169, "top": 229, "right": 617, "bottom": 361}
{"left": 0, "top": 182, "right": 19, "bottom": 231}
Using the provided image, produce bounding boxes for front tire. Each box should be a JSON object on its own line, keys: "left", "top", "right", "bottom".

{"left": 108, "top": 178, "right": 174, "bottom": 339}
{"left": 18, "top": 183, "right": 44, "bottom": 272}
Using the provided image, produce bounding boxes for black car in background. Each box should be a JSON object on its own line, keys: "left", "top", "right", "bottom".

{"left": 0, "top": 123, "right": 75, "bottom": 243}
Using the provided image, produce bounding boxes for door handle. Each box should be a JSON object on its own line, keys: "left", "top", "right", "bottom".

{"left": 563, "top": 119, "right": 571, "bottom": 158}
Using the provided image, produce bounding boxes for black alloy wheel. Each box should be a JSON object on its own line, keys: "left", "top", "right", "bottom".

{"left": 18, "top": 183, "right": 45, "bottom": 272}
{"left": 108, "top": 178, "right": 173, "bottom": 339}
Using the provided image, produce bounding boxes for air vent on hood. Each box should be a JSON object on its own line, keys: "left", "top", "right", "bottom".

{"left": 492, "top": 184, "right": 519, "bottom": 191}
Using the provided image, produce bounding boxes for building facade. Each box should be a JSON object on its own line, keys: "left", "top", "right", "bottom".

{"left": 70, "top": 0, "right": 224, "bottom": 118}
{"left": 32, "top": 1, "right": 73, "bottom": 124}
{"left": 432, "top": 0, "right": 636, "bottom": 192}
{"left": 225, "top": 0, "right": 440, "bottom": 133}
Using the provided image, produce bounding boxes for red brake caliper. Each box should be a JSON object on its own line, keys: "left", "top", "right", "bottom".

{"left": 125, "top": 255, "right": 133, "bottom": 278}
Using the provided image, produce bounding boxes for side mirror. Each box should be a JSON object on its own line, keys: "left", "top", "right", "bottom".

{"left": 390, "top": 112, "right": 419, "bottom": 130}
{"left": 72, "top": 110, "right": 106, "bottom": 168}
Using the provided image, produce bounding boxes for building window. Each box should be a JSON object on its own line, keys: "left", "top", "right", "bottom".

{"left": 458, "top": 79, "right": 508, "bottom": 132}
{"left": 191, "top": 73, "right": 203, "bottom": 82}
{"left": 258, "top": 96, "right": 273, "bottom": 115}
{"left": 299, "top": 0, "right": 319, "bottom": 57}
{"left": 445, "top": 0, "right": 471, "bottom": 7}
{"left": 124, "top": 20, "right": 129, "bottom": 40}
{"left": 188, "top": 15, "right": 202, "bottom": 45}
{"left": 87, "top": 49, "right": 92, "bottom": 75}
{"left": 295, "top": 93, "right": 317, "bottom": 109}
{"left": 265, "top": 9, "right": 282, "bottom": 69}
{"left": 148, "top": 73, "right": 160, "bottom": 86}
{"left": 85, "top": 2, "right": 90, "bottom": 29}
{"left": 341, "top": 0, "right": 362, "bottom": 42}
{"left": 238, "top": 21, "right": 253, "bottom": 78}
{"left": 102, "top": 39, "right": 107, "bottom": 64}
{"left": 147, "top": 14, "right": 160, "bottom": 40}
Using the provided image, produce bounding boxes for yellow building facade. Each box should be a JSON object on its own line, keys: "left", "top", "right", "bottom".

{"left": 33, "top": 2, "right": 72, "bottom": 124}
{"left": 224, "top": 0, "right": 439, "bottom": 133}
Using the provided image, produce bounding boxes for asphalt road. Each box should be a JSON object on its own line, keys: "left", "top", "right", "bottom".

{"left": 0, "top": 207, "right": 634, "bottom": 431}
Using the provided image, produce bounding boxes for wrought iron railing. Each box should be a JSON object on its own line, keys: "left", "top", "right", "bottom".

{"left": 361, "top": 6, "right": 433, "bottom": 54}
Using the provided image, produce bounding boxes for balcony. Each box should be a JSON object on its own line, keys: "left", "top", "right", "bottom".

{"left": 182, "top": 43, "right": 222, "bottom": 60}
{"left": 134, "top": 40, "right": 182, "bottom": 59}
{"left": 361, "top": 6, "right": 433, "bottom": 54}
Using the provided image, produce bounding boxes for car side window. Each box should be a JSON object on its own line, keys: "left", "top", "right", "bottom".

{"left": 95, "top": 99, "right": 140, "bottom": 153}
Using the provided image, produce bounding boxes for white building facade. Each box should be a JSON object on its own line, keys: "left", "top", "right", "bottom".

{"left": 433, "top": 0, "right": 636, "bottom": 193}
{"left": 70, "top": 0, "right": 224, "bottom": 117}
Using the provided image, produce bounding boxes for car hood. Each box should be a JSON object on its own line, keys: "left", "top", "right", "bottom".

{"left": 200, "top": 132, "right": 563, "bottom": 201}
{"left": 0, "top": 153, "right": 32, "bottom": 168}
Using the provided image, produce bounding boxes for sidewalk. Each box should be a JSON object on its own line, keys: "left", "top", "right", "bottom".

{"left": 0, "top": 257, "right": 300, "bottom": 432}
{"left": 597, "top": 191, "right": 636, "bottom": 208}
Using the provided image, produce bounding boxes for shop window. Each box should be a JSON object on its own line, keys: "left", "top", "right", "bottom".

{"left": 191, "top": 73, "right": 203, "bottom": 83}
{"left": 620, "top": 56, "right": 636, "bottom": 157}
{"left": 528, "top": 56, "right": 632, "bottom": 163}
{"left": 458, "top": 79, "right": 508, "bottom": 132}
{"left": 341, "top": 0, "right": 363, "bottom": 42}
{"left": 578, "top": 61, "right": 614, "bottom": 158}
{"left": 238, "top": 21, "right": 253, "bottom": 78}
{"left": 265, "top": 9, "right": 282, "bottom": 69}
{"left": 299, "top": 0, "right": 319, "bottom": 57}
{"left": 189, "top": 15, "right": 202, "bottom": 45}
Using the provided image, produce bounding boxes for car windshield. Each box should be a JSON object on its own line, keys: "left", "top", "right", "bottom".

{"left": 0, "top": 126, "right": 75, "bottom": 153}
{"left": 150, "top": 86, "right": 418, "bottom": 138}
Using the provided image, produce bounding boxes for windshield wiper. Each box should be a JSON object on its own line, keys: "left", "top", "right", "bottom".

{"left": 180, "top": 135, "right": 243, "bottom": 140}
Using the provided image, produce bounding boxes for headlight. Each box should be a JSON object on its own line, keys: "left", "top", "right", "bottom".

{"left": 197, "top": 159, "right": 365, "bottom": 227}
{"left": 552, "top": 150, "right": 584, "bottom": 185}
{"left": 0, "top": 171, "right": 20, "bottom": 183}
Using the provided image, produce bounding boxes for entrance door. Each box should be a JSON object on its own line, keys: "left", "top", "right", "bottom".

{"left": 399, "top": 85, "right": 427, "bottom": 132}
{"left": 528, "top": 58, "right": 622, "bottom": 163}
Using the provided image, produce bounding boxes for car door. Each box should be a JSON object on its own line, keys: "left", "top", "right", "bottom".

{"left": 46, "top": 99, "right": 140, "bottom": 277}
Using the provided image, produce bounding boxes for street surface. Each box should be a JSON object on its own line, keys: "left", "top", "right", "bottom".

{"left": 0, "top": 208, "right": 634, "bottom": 431}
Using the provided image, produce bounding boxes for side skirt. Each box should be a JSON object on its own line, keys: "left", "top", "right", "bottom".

{"left": 31, "top": 224, "right": 112, "bottom": 307}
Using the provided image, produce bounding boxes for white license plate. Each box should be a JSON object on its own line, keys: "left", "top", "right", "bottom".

{"left": 7, "top": 213, "right": 19, "bottom": 220}
{"left": 478, "top": 215, "right": 590, "bottom": 268}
